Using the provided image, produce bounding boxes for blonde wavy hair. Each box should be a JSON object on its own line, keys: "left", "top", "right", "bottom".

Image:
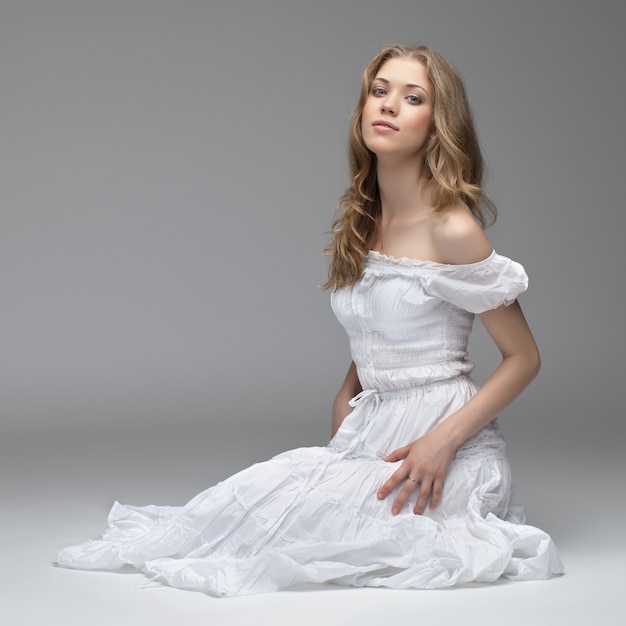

{"left": 323, "top": 45, "right": 496, "bottom": 290}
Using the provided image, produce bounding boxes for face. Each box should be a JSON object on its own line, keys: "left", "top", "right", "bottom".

{"left": 361, "top": 57, "right": 434, "bottom": 161}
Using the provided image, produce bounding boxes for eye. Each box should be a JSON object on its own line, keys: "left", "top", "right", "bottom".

{"left": 371, "top": 87, "right": 387, "bottom": 97}
{"left": 406, "top": 94, "right": 423, "bottom": 105}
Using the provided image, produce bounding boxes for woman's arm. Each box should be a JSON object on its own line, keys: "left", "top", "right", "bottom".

{"left": 377, "top": 300, "right": 540, "bottom": 515}
{"left": 332, "top": 361, "right": 362, "bottom": 437}
{"left": 440, "top": 301, "right": 540, "bottom": 447}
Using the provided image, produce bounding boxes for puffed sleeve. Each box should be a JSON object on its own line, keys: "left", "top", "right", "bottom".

{"left": 422, "top": 251, "right": 528, "bottom": 314}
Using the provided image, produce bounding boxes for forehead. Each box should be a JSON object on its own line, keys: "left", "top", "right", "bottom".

{"left": 373, "top": 57, "right": 430, "bottom": 87}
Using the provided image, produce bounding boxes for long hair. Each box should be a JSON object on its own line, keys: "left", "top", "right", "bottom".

{"left": 323, "top": 45, "right": 496, "bottom": 290}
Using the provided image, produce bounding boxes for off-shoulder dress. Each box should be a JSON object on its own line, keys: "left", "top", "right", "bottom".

{"left": 56, "top": 250, "right": 564, "bottom": 596}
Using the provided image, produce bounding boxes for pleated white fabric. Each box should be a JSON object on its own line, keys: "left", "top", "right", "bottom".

{"left": 56, "top": 250, "right": 564, "bottom": 596}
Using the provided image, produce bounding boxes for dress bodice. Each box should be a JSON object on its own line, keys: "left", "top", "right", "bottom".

{"left": 331, "top": 250, "right": 528, "bottom": 392}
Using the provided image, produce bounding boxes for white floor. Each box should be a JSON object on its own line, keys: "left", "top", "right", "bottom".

{"left": 2, "top": 426, "right": 623, "bottom": 626}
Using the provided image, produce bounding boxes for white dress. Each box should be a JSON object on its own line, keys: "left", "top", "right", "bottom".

{"left": 55, "top": 250, "right": 564, "bottom": 596}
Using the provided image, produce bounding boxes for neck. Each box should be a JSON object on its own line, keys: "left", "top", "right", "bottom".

{"left": 376, "top": 155, "right": 430, "bottom": 219}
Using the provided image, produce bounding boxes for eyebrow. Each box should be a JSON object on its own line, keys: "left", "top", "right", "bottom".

{"left": 374, "top": 77, "right": 430, "bottom": 96}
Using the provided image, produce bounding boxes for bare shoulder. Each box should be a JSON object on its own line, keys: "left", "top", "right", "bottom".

{"left": 432, "top": 201, "right": 493, "bottom": 265}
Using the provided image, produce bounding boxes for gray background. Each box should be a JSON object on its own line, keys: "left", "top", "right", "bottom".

{"left": 1, "top": 1, "right": 624, "bottom": 625}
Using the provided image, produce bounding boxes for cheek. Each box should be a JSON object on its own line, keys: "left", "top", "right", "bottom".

{"left": 361, "top": 101, "right": 377, "bottom": 135}
{"left": 362, "top": 98, "right": 376, "bottom": 121}
{"left": 409, "top": 112, "right": 433, "bottom": 136}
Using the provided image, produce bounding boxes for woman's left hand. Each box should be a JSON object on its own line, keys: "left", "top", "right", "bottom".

{"left": 377, "top": 429, "right": 457, "bottom": 515}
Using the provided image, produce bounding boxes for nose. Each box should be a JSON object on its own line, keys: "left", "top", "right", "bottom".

{"left": 381, "top": 98, "right": 397, "bottom": 115}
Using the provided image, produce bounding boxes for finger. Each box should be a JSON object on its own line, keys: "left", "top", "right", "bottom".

{"left": 383, "top": 445, "right": 411, "bottom": 462}
{"left": 413, "top": 478, "right": 433, "bottom": 515}
{"left": 391, "top": 479, "right": 418, "bottom": 516}
{"left": 377, "top": 465, "right": 409, "bottom": 500}
{"left": 429, "top": 478, "right": 444, "bottom": 511}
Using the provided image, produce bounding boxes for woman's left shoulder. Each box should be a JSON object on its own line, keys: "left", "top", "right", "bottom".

{"left": 432, "top": 201, "right": 493, "bottom": 265}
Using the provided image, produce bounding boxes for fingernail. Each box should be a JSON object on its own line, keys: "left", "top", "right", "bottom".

{"left": 392, "top": 507, "right": 398, "bottom": 515}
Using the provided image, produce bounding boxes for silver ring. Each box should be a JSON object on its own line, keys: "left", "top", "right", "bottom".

{"left": 407, "top": 476, "right": 419, "bottom": 485}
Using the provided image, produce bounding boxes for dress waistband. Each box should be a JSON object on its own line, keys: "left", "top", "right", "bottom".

{"left": 348, "top": 376, "right": 470, "bottom": 408}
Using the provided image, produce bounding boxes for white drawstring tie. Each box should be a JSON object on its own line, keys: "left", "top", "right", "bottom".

{"left": 348, "top": 389, "right": 379, "bottom": 408}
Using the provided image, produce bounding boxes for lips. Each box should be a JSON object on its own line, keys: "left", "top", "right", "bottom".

{"left": 372, "top": 119, "right": 399, "bottom": 131}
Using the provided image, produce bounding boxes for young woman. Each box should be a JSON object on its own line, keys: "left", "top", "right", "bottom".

{"left": 56, "top": 45, "right": 563, "bottom": 595}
